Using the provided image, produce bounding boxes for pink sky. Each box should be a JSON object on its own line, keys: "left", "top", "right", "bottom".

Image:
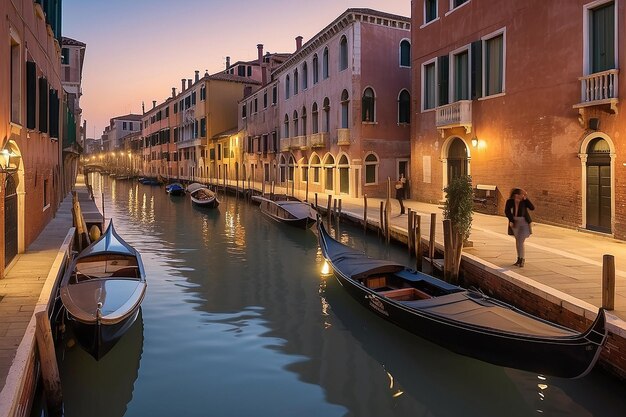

{"left": 62, "top": 0, "right": 411, "bottom": 139}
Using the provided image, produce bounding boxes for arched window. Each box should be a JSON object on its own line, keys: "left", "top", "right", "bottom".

{"left": 323, "top": 97, "right": 330, "bottom": 132}
{"left": 302, "top": 62, "right": 308, "bottom": 90}
{"left": 338, "top": 154, "right": 349, "bottom": 194}
{"left": 364, "top": 153, "right": 378, "bottom": 185}
{"left": 339, "top": 36, "right": 348, "bottom": 71}
{"left": 341, "top": 90, "right": 349, "bottom": 128}
{"left": 362, "top": 88, "right": 375, "bottom": 122}
{"left": 312, "top": 54, "right": 319, "bottom": 84}
{"left": 284, "top": 114, "right": 290, "bottom": 138}
{"left": 301, "top": 106, "right": 307, "bottom": 136}
{"left": 279, "top": 154, "right": 287, "bottom": 183}
{"left": 285, "top": 75, "right": 290, "bottom": 99}
{"left": 400, "top": 39, "right": 411, "bottom": 67}
{"left": 311, "top": 102, "right": 319, "bottom": 134}
{"left": 324, "top": 154, "right": 335, "bottom": 191}
{"left": 310, "top": 154, "right": 321, "bottom": 183}
{"left": 294, "top": 69, "right": 299, "bottom": 95}
{"left": 288, "top": 155, "right": 295, "bottom": 181}
{"left": 293, "top": 110, "right": 299, "bottom": 137}
{"left": 398, "top": 89, "right": 411, "bottom": 124}
{"left": 323, "top": 47, "right": 329, "bottom": 79}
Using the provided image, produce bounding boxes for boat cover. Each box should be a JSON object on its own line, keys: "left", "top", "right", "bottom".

{"left": 186, "top": 183, "right": 208, "bottom": 194}
{"left": 78, "top": 221, "right": 138, "bottom": 259}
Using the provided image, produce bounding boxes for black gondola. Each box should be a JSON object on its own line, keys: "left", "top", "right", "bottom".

{"left": 316, "top": 219, "right": 607, "bottom": 378}
{"left": 252, "top": 195, "right": 316, "bottom": 229}
{"left": 60, "top": 221, "right": 147, "bottom": 360}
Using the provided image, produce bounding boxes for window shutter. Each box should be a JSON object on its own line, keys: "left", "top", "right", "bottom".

{"left": 437, "top": 55, "right": 449, "bottom": 106}
{"left": 26, "top": 61, "right": 37, "bottom": 129}
{"left": 471, "top": 40, "right": 482, "bottom": 99}
{"left": 49, "top": 89, "right": 59, "bottom": 138}
{"left": 39, "top": 77, "right": 49, "bottom": 133}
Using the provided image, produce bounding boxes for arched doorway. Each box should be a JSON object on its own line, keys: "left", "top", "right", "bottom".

{"left": 338, "top": 154, "right": 349, "bottom": 194}
{"left": 4, "top": 174, "right": 18, "bottom": 267}
{"left": 447, "top": 137, "right": 468, "bottom": 184}
{"left": 585, "top": 137, "right": 611, "bottom": 233}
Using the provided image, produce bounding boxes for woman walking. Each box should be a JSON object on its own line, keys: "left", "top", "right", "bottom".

{"left": 504, "top": 188, "right": 535, "bottom": 267}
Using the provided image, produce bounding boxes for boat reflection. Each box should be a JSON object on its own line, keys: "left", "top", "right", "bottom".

{"left": 59, "top": 310, "right": 144, "bottom": 417}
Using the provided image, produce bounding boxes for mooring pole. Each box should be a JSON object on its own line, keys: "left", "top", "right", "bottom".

{"left": 35, "top": 312, "right": 63, "bottom": 417}
{"left": 602, "top": 254, "right": 615, "bottom": 310}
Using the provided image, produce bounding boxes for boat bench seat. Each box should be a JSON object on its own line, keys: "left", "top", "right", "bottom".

{"left": 379, "top": 287, "right": 432, "bottom": 301}
{"left": 110, "top": 267, "right": 139, "bottom": 278}
{"left": 394, "top": 269, "right": 461, "bottom": 293}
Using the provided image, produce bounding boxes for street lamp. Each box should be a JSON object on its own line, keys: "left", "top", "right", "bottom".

{"left": 0, "top": 149, "right": 19, "bottom": 173}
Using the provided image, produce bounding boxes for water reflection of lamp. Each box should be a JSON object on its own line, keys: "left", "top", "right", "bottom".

{"left": 0, "top": 149, "right": 18, "bottom": 173}
{"left": 320, "top": 259, "right": 333, "bottom": 277}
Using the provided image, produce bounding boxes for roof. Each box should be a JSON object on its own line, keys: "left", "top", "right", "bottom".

{"left": 61, "top": 36, "right": 86, "bottom": 47}
{"left": 207, "top": 72, "right": 261, "bottom": 84}
{"left": 110, "top": 114, "right": 143, "bottom": 122}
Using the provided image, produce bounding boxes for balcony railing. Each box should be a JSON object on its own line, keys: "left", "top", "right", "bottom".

{"left": 436, "top": 100, "right": 472, "bottom": 133}
{"left": 574, "top": 69, "right": 619, "bottom": 112}
{"left": 290, "top": 135, "right": 307, "bottom": 150}
{"left": 308, "top": 132, "right": 328, "bottom": 148}
{"left": 337, "top": 128, "right": 351, "bottom": 145}
{"left": 280, "top": 138, "right": 290, "bottom": 152}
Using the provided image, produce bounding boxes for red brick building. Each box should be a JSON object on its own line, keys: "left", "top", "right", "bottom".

{"left": 411, "top": 0, "right": 625, "bottom": 238}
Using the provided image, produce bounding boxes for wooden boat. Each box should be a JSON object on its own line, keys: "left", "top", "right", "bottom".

{"left": 138, "top": 177, "right": 162, "bottom": 186}
{"left": 165, "top": 182, "right": 185, "bottom": 196}
{"left": 60, "top": 221, "right": 147, "bottom": 360}
{"left": 187, "top": 182, "right": 219, "bottom": 208}
{"left": 316, "top": 219, "right": 607, "bottom": 378}
{"left": 252, "top": 194, "right": 316, "bottom": 229}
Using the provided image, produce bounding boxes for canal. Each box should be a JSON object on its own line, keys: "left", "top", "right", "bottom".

{"left": 52, "top": 175, "right": 625, "bottom": 417}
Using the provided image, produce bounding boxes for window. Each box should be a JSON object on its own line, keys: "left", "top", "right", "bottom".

{"left": 123, "top": 122, "right": 127, "bottom": 130}
{"left": 451, "top": 0, "right": 468, "bottom": 9}
{"left": 43, "top": 179, "right": 49, "bottom": 208}
{"left": 323, "top": 47, "right": 329, "bottom": 79}
{"left": 39, "top": 77, "right": 48, "bottom": 132}
{"left": 324, "top": 154, "right": 335, "bottom": 191}
{"left": 11, "top": 36, "right": 21, "bottom": 124}
{"left": 313, "top": 54, "right": 319, "bottom": 84}
{"left": 26, "top": 61, "right": 37, "bottom": 129}
{"left": 339, "top": 36, "right": 348, "bottom": 71}
{"left": 312, "top": 103, "right": 319, "bottom": 134}
{"left": 483, "top": 31, "right": 504, "bottom": 96}
{"left": 340, "top": 90, "right": 349, "bottom": 128}
{"left": 453, "top": 49, "right": 469, "bottom": 101}
{"left": 422, "top": 60, "right": 436, "bottom": 110}
{"left": 285, "top": 75, "right": 291, "bottom": 99}
{"left": 398, "top": 90, "right": 411, "bottom": 123}
{"left": 263, "top": 91, "right": 268, "bottom": 108}
{"left": 302, "top": 62, "right": 308, "bottom": 90}
{"left": 323, "top": 98, "right": 330, "bottom": 132}
{"left": 293, "top": 110, "right": 299, "bottom": 136}
{"left": 242, "top": 103, "right": 247, "bottom": 118}
{"left": 238, "top": 66, "right": 246, "bottom": 76}
{"left": 254, "top": 97, "right": 258, "bottom": 113}
{"left": 400, "top": 40, "right": 411, "bottom": 67}
{"left": 301, "top": 106, "right": 307, "bottom": 136}
{"left": 294, "top": 70, "right": 299, "bottom": 95}
{"left": 588, "top": 1, "right": 616, "bottom": 73}
{"left": 61, "top": 47, "right": 70, "bottom": 65}
{"left": 284, "top": 114, "right": 290, "bottom": 138}
{"left": 247, "top": 66, "right": 252, "bottom": 77}
{"left": 425, "top": 0, "right": 438, "bottom": 24}
{"left": 365, "top": 153, "right": 378, "bottom": 184}
{"left": 200, "top": 85, "right": 206, "bottom": 100}
{"left": 272, "top": 85, "right": 277, "bottom": 104}
{"left": 311, "top": 154, "right": 321, "bottom": 183}
{"left": 362, "top": 88, "right": 375, "bottom": 122}
{"left": 200, "top": 117, "right": 206, "bottom": 137}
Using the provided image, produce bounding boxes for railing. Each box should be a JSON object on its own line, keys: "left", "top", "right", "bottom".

{"left": 290, "top": 135, "right": 307, "bottom": 150}
{"left": 308, "top": 132, "right": 328, "bottom": 148}
{"left": 577, "top": 69, "right": 619, "bottom": 106}
{"left": 337, "top": 128, "right": 351, "bottom": 145}
{"left": 436, "top": 100, "right": 472, "bottom": 132}
{"left": 280, "top": 138, "right": 290, "bottom": 152}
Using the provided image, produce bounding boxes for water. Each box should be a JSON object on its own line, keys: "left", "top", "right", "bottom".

{"left": 53, "top": 174, "right": 626, "bottom": 417}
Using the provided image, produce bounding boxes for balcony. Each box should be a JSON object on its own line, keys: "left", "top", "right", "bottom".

{"left": 308, "top": 132, "right": 328, "bottom": 148}
{"left": 436, "top": 100, "right": 472, "bottom": 134}
{"left": 337, "top": 128, "right": 351, "bottom": 145}
{"left": 290, "top": 135, "right": 307, "bottom": 150}
{"left": 280, "top": 138, "right": 290, "bottom": 152}
{"left": 574, "top": 69, "right": 619, "bottom": 114}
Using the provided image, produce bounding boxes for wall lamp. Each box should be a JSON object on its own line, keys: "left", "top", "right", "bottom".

{"left": 471, "top": 137, "right": 479, "bottom": 148}
{"left": 0, "top": 149, "right": 18, "bottom": 173}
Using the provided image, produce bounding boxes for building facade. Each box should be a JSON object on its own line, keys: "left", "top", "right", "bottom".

{"left": 1, "top": 0, "right": 65, "bottom": 273}
{"left": 411, "top": 0, "right": 625, "bottom": 238}
{"left": 101, "top": 114, "right": 142, "bottom": 152}
{"left": 241, "top": 8, "right": 412, "bottom": 199}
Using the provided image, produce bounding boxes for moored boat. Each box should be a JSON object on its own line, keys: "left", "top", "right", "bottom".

{"left": 316, "top": 219, "right": 607, "bottom": 378}
{"left": 187, "top": 182, "right": 219, "bottom": 208}
{"left": 252, "top": 195, "right": 316, "bottom": 229}
{"left": 60, "top": 221, "right": 147, "bottom": 360}
{"left": 165, "top": 182, "right": 185, "bottom": 196}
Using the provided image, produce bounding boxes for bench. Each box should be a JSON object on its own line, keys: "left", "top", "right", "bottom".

{"left": 379, "top": 287, "right": 432, "bottom": 301}
{"left": 473, "top": 184, "right": 499, "bottom": 215}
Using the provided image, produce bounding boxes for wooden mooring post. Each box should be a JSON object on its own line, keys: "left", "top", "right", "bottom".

{"left": 379, "top": 201, "right": 384, "bottom": 238}
{"left": 429, "top": 213, "right": 436, "bottom": 267}
{"left": 407, "top": 209, "right": 414, "bottom": 255}
{"left": 602, "top": 254, "right": 615, "bottom": 310}
{"left": 442, "top": 219, "right": 453, "bottom": 283}
{"left": 315, "top": 193, "right": 319, "bottom": 213}
{"left": 415, "top": 214, "right": 422, "bottom": 271}
{"left": 327, "top": 195, "right": 332, "bottom": 226}
{"left": 363, "top": 195, "right": 368, "bottom": 234}
{"left": 35, "top": 312, "right": 63, "bottom": 417}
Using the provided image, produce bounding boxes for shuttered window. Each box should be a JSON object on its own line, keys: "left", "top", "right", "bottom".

{"left": 423, "top": 61, "right": 436, "bottom": 110}
{"left": 453, "top": 50, "right": 469, "bottom": 101}
{"left": 590, "top": 2, "right": 615, "bottom": 73}
{"left": 26, "top": 61, "right": 37, "bottom": 129}
{"left": 484, "top": 33, "right": 504, "bottom": 96}
{"left": 39, "top": 77, "right": 48, "bottom": 133}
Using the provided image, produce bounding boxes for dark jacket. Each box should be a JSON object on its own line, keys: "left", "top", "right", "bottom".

{"left": 504, "top": 198, "right": 535, "bottom": 224}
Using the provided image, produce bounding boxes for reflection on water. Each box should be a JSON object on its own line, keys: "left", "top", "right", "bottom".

{"left": 54, "top": 174, "right": 626, "bottom": 417}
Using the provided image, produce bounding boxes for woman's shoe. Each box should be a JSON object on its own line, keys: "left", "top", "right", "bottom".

{"left": 513, "top": 258, "right": 521, "bottom": 266}
{"left": 519, "top": 258, "right": 525, "bottom": 267}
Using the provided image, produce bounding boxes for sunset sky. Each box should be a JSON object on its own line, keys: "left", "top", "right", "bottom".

{"left": 61, "top": 0, "right": 411, "bottom": 139}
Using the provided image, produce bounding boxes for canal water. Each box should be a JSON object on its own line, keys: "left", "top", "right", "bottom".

{"left": 52, "top": 174, "right": 625, "bottom": 417}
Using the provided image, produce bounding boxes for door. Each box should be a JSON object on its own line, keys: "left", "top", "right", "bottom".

{"left": 4, "top": 175, "right": 18, "bottom": 267}
{"left": 447, "top": 138, "right": 468, "bottom": 184}
{"left": 586, "top": 138, "right": 611, "bottom": 233}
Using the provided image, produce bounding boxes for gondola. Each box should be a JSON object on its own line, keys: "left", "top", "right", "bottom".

{"left": 60, "top": 221, "right": 147, "bottom": 360}
{"left": 165, "top": 182, "right": 185, "bottom": 196}
{"left": 316, "top": 219, "right": 607, "bottom": 378}
{"left": 252, "top": 194, "right": 316, "bottom": 229}
{"left": 187, "top": 182, "right": 219, "bottom": 208}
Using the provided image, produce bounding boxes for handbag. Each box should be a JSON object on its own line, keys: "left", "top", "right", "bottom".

{"left": 507, "top": 223, "right": 514, "bottom": 236}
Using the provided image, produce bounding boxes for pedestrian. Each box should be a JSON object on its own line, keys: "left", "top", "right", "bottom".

{"left": 395, "top": 173, "right": 406, "bottom": 215}
{"left": 504, "top": 188, "right": 535, "bottom": 267}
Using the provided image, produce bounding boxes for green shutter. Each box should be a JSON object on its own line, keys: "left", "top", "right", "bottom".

{"left": 39, "top": 77, "right": 48, "bottom": 133}
{"left": 26, "top": 61, "right": 37, "bottom": 129}
{"left": 438, "top": 55, "right": 449, "bottom": 106}
{"left": 591, "top": 2, "right": 615, "bottom": 73}
{"left": 470, "top": 41, "right": 482, "bottom": 99}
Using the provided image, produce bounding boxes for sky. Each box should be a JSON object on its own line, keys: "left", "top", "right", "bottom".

{"left": 61, "top": 0, "right": 411, "bottom": 139}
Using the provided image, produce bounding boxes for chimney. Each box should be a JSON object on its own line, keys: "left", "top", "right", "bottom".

{"left": 181, "top": 79, "right": 186, "bottom": 91}
{"left": 257, "top": 44, "right": 264, "bottom": 65}
{"left": 172, "top": 87, "right": 176, "bottom": 98}
{"left": 226, "top": 56, "right": 230, "bottom": 69}
{"left": 187, "top": 79, "right": 192, "bottom": 88}
{"left": 152, "top": 100, "right": 156, "bottom": 109}
{"left": 195, "top": 70, "right": 200, "bottom": 82}
{"left": 295, "top": 36, "right": 303, "bottom": 51}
